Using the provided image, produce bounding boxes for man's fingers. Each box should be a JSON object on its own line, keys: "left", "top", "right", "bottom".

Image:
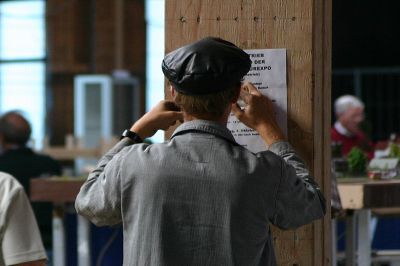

{"left": 239, "top": 82, "right": 263, "bottom": 104}
{"left": 231, "top": 103, "right": 244, "bottom": 119}
{"left": 162, "top": 111, "right": 184, "bottom": 124}
{"left": 239, "top": 89, "right": 252, "bottom": 104}
{"left": 156, "top": 111, "right": 183, "bottom": 130}
{"left": 162, "top": 101, "right": 181, "bottom": 112}
{"left": 242, "top": 82, "right": 262, "bottom": 96}
{"left": 170, "top": 111, "right": 183, "bottom": 124}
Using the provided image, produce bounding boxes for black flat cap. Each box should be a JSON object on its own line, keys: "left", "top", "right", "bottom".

{"left": 162, "top": 37, "right": 251, "bottom": 95}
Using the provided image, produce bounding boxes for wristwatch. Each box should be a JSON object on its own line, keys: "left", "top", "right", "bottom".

{"left": 120, "top": 129, "right": 143, "bottom": 143}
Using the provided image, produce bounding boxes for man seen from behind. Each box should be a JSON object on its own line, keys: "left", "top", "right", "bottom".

{"left": 75, "top": 37, "right": 326, "bottom": 266}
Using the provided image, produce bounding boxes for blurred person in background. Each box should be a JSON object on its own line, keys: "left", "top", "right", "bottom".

{"left": 0, "top": 172, "right": 47, "bottom": 266}
{"left": 0, "top": 111, "right": 61, "bottom": 250}
{"left": 332, "top": 95, "right": 374, "bottom": 159}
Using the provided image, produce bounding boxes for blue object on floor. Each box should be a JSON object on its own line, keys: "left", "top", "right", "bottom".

{"left": 65, "top": 213, "right": 123, "bottom": 266}
{"left": 336, "top": 217, "right": 400, "bottom": 252}
{"left": 66, "top": 212, "right": 77, "bottom": 266}
{"left": 91, "top": 226, "right": 123, "bottom": 266}
{"left": 337, "top": 220, "right": 345, "bottom": 252}
{"left": 372, "top": 218, "right": 400, "bottom": 249}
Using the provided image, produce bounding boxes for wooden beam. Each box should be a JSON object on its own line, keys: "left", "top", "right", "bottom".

{"left": 312, "top": 0, "right": 332, "bottom": 265}
{"left": 165, "top": 0, "right": 331, "bottom": 264}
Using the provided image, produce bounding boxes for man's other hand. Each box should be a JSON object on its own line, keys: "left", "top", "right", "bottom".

{"left": 131, "top": 100, "right": 183, "bottom": 139}
{"left": 231, "top": 82, "right": 285, "bottom": 146}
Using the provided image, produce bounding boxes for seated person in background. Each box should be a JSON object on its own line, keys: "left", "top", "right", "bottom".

{"left": 0, "top": 111, "right": 62, "bottom": 250}
{"left": 0, "top": 172, "right": 47, "bottom": 266}
{"left": 331, "top": 95, "right": 373, "bottom": 159}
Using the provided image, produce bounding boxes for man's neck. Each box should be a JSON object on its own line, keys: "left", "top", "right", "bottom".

{"left": 183, "top": 112, "right": 229, "bottom": 126}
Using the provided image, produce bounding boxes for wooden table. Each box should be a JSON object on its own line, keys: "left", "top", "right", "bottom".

{"left": 30, "top": 177, "right": 88, "bottom": 266}
{"left": 337, "top": 178, "right": 400, "bottom": 266}
{"left": 338, "top": 178, "right": 400, "bottom": 209}
{"left": 30, "top": 177, "right": 84, "bottom": 203}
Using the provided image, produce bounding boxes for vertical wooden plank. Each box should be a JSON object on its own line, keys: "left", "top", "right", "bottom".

{"left": 71, "top": 1, "right": 91, "bottom": 67}
{"left": 165, "top": 0, "right": 331, "bottom": 264}
{"left": 93, "top": 0, "right": 115, "bottom": 73}
{"left": 312, "top": 0, "right": 332, "bottom": 265}
{"left": 47, "top": 75, "right": 75, "bottom": 145}
{"left": 124, "top": 0, "right": 146, "bottom": 74}
{"left": 124, "top": 0, "right": 146, "bottom": 116}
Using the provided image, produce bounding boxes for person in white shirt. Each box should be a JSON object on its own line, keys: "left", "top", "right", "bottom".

{"left": 0, "top": 172, "right": 47, "bottom": 266}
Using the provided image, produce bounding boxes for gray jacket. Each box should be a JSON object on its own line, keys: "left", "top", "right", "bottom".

{"left": 75, "top": 120, "right": 326, "bottom": 266}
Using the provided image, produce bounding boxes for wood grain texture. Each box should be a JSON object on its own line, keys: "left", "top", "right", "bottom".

{"left": 93, "top": 0, "right": 116, "bottom": 73}
{"left": 46, "top": 0, "right": 146, "bottom": 145}
{"left": 312, "top": 0, "right": 332, "bottom": 264}
{"left": 47, "top": 74, "right": 75, "bottom": 145}
{"left": 47, "top": 0, "right": 91, "bottom": 73}
{"left": 165, "top": 0, "right": 331, "bottom": 264}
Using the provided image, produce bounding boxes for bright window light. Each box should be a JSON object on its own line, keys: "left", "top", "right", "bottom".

{"left": 0, "top": 1, "right": 45, "bottom": 59}
{"left": 0, "top": 63, "right": 45, "bottom": 148}
{"left": 146, "top": 0, "right": 165, "bottom": 143}
{"left": 0, "top": 0, "right": 45, "bottom": 149}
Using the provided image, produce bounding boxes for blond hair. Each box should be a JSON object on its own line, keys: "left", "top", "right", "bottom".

{"left": 174, "top": 85, "right": 239, "bottom": 118}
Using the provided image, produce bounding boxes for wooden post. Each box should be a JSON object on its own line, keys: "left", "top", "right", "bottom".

{"left": 165, "top": 0, "right": 331, "bottom": 265}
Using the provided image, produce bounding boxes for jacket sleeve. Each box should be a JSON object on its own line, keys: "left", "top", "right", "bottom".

{"left": 268, "top": 141, "right": 326, "bottom": 230}
{"left": 75, "top": 138, "right": 135, "bottom": 226}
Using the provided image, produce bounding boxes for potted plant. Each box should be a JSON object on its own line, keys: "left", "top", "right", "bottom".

{"left": 347, "top": 147, "right": 367, "bottom": 176}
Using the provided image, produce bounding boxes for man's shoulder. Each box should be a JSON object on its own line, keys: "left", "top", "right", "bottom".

{"left": 30, "top": 152, "right": 61, "bottom": 174}
{"left": 0, "top": 148, "right": 55, "bottom": 161}
{"left": 32, "top": 152, "right": 58, "bottom": 163}
{"left": 0, "top": 172, "right": 24, "bottom": 202}
{"left": 15, "top": 149, "right": 61, "bottom": 174}
{"left": 0, "top": 172, "right": 20, "bottom": 186}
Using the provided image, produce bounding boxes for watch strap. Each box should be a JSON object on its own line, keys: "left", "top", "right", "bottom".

{"left": 120, "top": 129, "right": 143, "bottom": 143}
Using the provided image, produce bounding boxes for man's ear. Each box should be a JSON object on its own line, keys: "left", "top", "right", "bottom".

{"left": 170, "top": 85, "right": 176, "bottom": 98}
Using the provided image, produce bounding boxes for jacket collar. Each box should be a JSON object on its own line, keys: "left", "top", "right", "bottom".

{"left": 334, "top": 121, "right": 353, "bottom": 137}
{"left": 171, "top": 120, "right": 237, "bottom": 144}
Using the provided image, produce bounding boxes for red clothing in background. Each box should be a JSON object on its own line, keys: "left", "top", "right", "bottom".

{"left": 331, "top": 126, "right": 374, "bottom": 159}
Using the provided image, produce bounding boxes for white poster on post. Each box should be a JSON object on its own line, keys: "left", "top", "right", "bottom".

{"left": 227, "top": 49, "right": 287, "bottom": 153}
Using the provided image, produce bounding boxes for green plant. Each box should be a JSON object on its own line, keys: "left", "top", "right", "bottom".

{"left": 389, "top": 143, "right": 400, "bottom": 159}
{"left": 347, "top": 147, "right": 367, "bottom": 175}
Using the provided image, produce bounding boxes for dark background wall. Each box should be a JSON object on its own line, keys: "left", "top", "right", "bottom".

{"left": 332, "top": 1, "right": 400, "bottom": 141}
{"left": 333, "top": 1, "right": 400, "bottom": 68}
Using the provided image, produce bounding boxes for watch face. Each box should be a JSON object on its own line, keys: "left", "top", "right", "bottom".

{"left": 121, "top": 129, "right": 142, "bottom": 142}
{"left": 121, "top": 129, "right": 131, "bottom": 140}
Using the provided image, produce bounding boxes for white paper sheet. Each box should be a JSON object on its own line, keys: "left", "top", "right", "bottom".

{"left": 227, "top": 49, "right": 287, "bottom": 153}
